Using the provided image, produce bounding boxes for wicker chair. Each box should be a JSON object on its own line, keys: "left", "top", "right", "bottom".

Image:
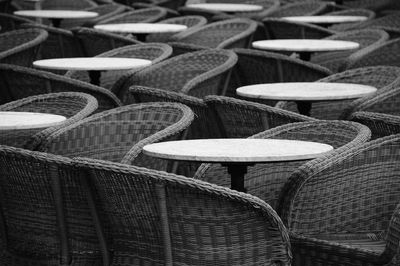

{"left": 96, "top": 7, "right": 168, "bottom": 24}
{"left": 167, "top": 41, "right": 208, "bottom": 56}
{"left": 73, "top": 156, "right": 292, "bottom": 266}
{"left": 130, "top": 2, "right": 180, "bottom": 18}
{"left": 0, "top": 92, "right": 98, "bottom": 150}
{"left": 72, "top": 27, "right": 141, "bottom": 57}
{"left": 346, "top": 38, "right": 400, "bottom": 69}
{"left": 262, "top": 18, "right": 335, "bottom": 39}
{"left": 310, "top": 29, "right": 389, "bottom": 73}
{"left": 0, "top": 146, "right": 103, "bottom": 265}
{"left": 170, "top": 18, "right": 258, "bottom": 49}
{"left": 194, "top": 120, "right": 371, "bottom": 209}
{"left": 65, "top": 43, "right": 173, "bottom": 90}
{"left": 325, "top": 8, "right": 376, "bottom": 32}
{"left": 268, "top": 1, "right": 329, "bottom": 17}
{"left": 36, "top": 102, "right": 194, "bottom": 171}
{"left": 146, "top": 15, "right": 207, "bottom": 42}
{"left": 0, "top": 13, "right": 34, "bottom": 33}
{"left": 0, "top": 28, "right": 48, "bottom": 67}
{"left": 277, "top": 134, "right": 400, "bottom": 266}
{"left": 229, "top": 48, "right": 332, "bottom": 100}
{"left": 349, "top": 111, "right": 400, "bottom": 139}
{"left": 276, "top": 66, "right": 400, "bottom": 120}
{"left": 20, "top": 23, "right": 84, "bottom": 59}
{"left": 353, "top": 13, "right": 400, "bottom": 36}
{"left": 178, "top": 6, "right": 223, "bottom": 22}
{"left": 11, "top": 0, "right": 97, "bottom": 10}
{"left": 0, "top": 64, "right": 121, "bottom": 111}
{"left": 112, "top": 49, "right": 238, "bottom": 103}
{"left": 340, "top": 0, "right": 393, "bottom": 11}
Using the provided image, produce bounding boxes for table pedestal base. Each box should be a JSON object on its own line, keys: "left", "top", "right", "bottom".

{"left": 223, "top": 163, "right": 254, "bottom": 193}
{"left": 89, "top": 70, "right": 101, "bottom": 86}
{"left": 296, "top": 101, "right": 312, "bottom": 116}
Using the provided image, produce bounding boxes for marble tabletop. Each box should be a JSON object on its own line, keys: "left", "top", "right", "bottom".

{"left": 0, "top": 112, "right": 66, "bottom": 130}
{"left": 143, "top": 139, "right": 333, "bottom": 163}
{"left": 33, "top": 57, "right": 152, "bottom": 71}
{"left": 94, "top": 23, "right": 188, "bottom": 34}
{"left": 282, "top": 15, "right": 368, "bottom": 24}
{"left": 14, "top": 10, "right": 98, "bottom": 19}
{"left": 252, "top": 39, "right": 360, "bottom": 53}
{"left": 186, "top": 3, "right": 263, "bottom": 12}
{"left": 236, "top": 82, "right": 377, "bottom": 101}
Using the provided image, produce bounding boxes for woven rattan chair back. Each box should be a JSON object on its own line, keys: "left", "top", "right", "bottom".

{"left": 355, "top": 13, "right": 400, "bottom": 39}
{"left": 340, "top": 0, "right": 393, "bottom": 11}
{"left": 350, "top": 111, "right": 400, "bottom": 139}
{"left": 262, "top": 18, "right": 335, "bottom": 39}
{"left": 96, "top": 7, "right": 167, "bottom": 24}
{"left": 74, "top": 156, "right": 291, "bottom": 265}
{"left": 171, "top": 18, "right": 258, "bottom": 49}
{"left": 325, "top": 8, "right": 376, "bottom": 31}
{"left": 0, "top": 92, "right": 98, "bottom": 150}
{"left": 66, "top": 43, "right": 173, "bottom": 90}
{"left": 12, "top": 0, "right": 96, "bottom": 10}
{"left": 72, "top": 27, "right": 141, "bottom": 57}
{"left": 310, "top": 29, "right": 389, "bottom": 73}
{"left": 37, "top": 102, "right": 194, "bottom": 171}
{"left": 0, "top": 13, "right": 34, "bottom": 33}
{"left": 0, "top": 28, "right": 48, "bottom": 67}
{"left": 0, "top": 64, "right": 121, "bottom": 111}
{"left": 269, "top": 1, "right": 329, "bottom": 17}
{"left": 277, "top": 134, "right": 400, "bottom": 265}
{"left": 113, "top": 49, "right": 238, "bottom": 102}
{"left": 20, "top": 23, "right": 84, "bottom": 59}
{"left": 194, "top": 120, "right": 371, "bottom": 209}
{"left": 0, "top": 145, "right": 102, "bottom": 265}
{"left": 276, "top": 66, "right": 400, "bottom": 120}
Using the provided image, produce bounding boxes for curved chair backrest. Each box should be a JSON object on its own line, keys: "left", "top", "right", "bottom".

{"left": 20, "top": 23, "right": 84, "bottom": 58}
{"left": 96, "top": 7, "right": 167, "bottom": 24}
{"left": 0, "top": 64, "right": 121, "bottom": 111}
{"left": 276, "top": 66, "right": 400, "bottom": 120}
{"left": 171, "top": 18, "right": 258, "bottom": 49}
{"left": 37, "top": 102, "right": 194, "bottom": 171}
{"left": 230, "top": 48, "right": 332, "bottom": 100}
{"left": 72, "top": 27, "right": 141, "bottom": 57}
{"left": 178, "top": 6, "right": 223, "bottom": 22}
{"left": 325, "top": 8, "right": 376, "bottom": 31}
{"left": 262, "top": 18, "right": 335, "bottom": 39}
{"left": 66, "top": 43, "right": 173, "bottom": 90}
{"left": 74, "top": 156, "right": 292, "bottom": 266}
{"left": 42, "top": 0, "right": 97, "bottom": 10}
{"left": 113, "top": 49, "right": 238, "bottom": 102}
{"left": 350, "top": 111, "right": 400, "bottom": 140}
{"left": 0, "top": 92, "right": 98, "bottom": 150}
{"left": 0, "top": 28, "right": 48, "bottom": 67}
{"left": 340, "top": 0, "right": 393, "bottom": 11}
{"left": 0, "top": 145, "right": 102, "bottom": 265}
{"left": 356, "top": 13, "right": 400, "bottom": 39}
{"left": 311, "top": 29, "right": 389, "bottom": 73}
{"left": 167, "top": 41, "right": 207, "bottom": 56}
{"left": 0, "top": 13, "right": 34, "bottom": 33}
{"left": 194, "top": 120, "right": 371, "bottom": 208}
{"left": 269, "top": 1, "right": 329, "bottom": 17}
{"left": 346, "top": 38, "right": 400, "bottom": 69}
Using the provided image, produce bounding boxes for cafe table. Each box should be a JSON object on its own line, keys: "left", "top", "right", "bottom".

{"left": 33, "top": 57, "right": 152, "bottom": 86}
{"left": 143, "top": 138, "right": 333, "bottom": 192}
{"left": 0, "top": 111, "right": 66, "bottom": 130}
{"left": 185, "top": 3, "right": 263, "bottom": 13}
{"left": 14, "top": 10, "right": 98, "bottom": 27}
{"left": 252, "top": 39, "right": 359, "bottom": 61}
{"left": 282, "top": 15, "right": 368, "bottom": 25}
{"left": 94, "top": 23, "right": 188, "bottom": 42}
{"left": 237, "top": 82, "right": 377, "bottom": 116}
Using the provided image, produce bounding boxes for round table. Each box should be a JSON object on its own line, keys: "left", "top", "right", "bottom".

{"left": 237, "top": 82, "right": 377, "bottom": 116}
{"left": 252, "top": 39, "right": 359, "bottom": 61}
{"left": 185, "top": 3, "right": 263, "bottom": 12}
{"left": 94, "top": 23, "right": 188, "bottom": 42}
{"left": 0, "top": 111, "right": 66, "bottom": 130}
{"left": 282, "top": 15, "right": 368, "bottom": 25}
{"left": 33, "top": 57, "right": 152, "bottom": 86}
{"left": 14, "top": 10, "right": 98, "bottom": 27}
{"left": 143, "top": 139, "right": 333, "bottom": 192}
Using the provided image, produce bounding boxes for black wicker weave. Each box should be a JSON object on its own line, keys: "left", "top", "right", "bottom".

{"left": 350, "top": 111, "right": 400, "bottom": 139}
{"left": 0, "top": 13, "right": 34, "bottom": 33}
{"left": 96, "top": 7, "right": 167, "bottom": 24}
{"left": 268, "top": 1, "right": 329, "bottom": 17}
{"left": 325, "top": 8, "right": 376, "bottom": 32}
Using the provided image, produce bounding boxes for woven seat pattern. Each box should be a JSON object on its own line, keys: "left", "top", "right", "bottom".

{"left": 0, "top": 64, "right": 121, "bottom": 111}
{"left": 74, "top": 157, "right": 291, "bottom": 265}
{"left": 194, "top": 120, "right": 371, "bottom": 209}
{"left": 0, "top": 28, "right": 48, "bottom": 67}
{"left": 277, "top": 134, "right": 400, "bottom": 265}
{"left": 0, "top": 92, "right": 98, "bottom": 150}
{"left": 97, "top": 7, "right": 167, "bottom": 24}
{"left": 269, "top": 2, "right": 328, "bottom": 17}
{"left": 0, "top": 13, "right": 34, "bottom": 33}
{"left": 341, "top": 0, "right": 393, "bottom": 11}
{"left": 355, "top": 13, "right": 400, "bottom": 39}
{"left": 37, "top": 103, "right": 194, "bottom": 171}
{"left": 350, "top": 111, "right": 400, "bottom": 139}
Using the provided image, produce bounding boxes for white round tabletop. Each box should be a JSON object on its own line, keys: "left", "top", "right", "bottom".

{"left": 252, "top": 39, "right": 360, "bottom": 53}
{"left": 236, "top": 82, "right": 377, "bottom": 101}
{"left": 0, "top": 112, "right": 66, "bottom": 130}
{"left": 186, "top": 3, "right": 263, "bottom": 12}
{"left": 33, "top": 57, "right": 152, "bottom": 71}
{"left": 94, "top": 23, "right": 188, "bottom": 34}
{"left": 14, "top": 10, "right": 98, "bottom": 19}
{"left": 282, "top": 15, "right": 368, "bottom": 24}
{"left": 143, "top": 139, "right": 333, "bottom": 163}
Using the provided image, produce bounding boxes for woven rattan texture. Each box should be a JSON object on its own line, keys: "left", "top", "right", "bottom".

{"left": 326, "top": 8, "right": 376, "bottom": 32}
{"left": 96, "top": 7, "right": 167, "bottom": 24}
{"left": 0, "top": 13, "right": 34, "bottom": 33}
{"left": 350, "top": 111, "right": 400, "bottom": 139}
{"left": 269, "top": 1, "right": 329, "bottom": 17}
